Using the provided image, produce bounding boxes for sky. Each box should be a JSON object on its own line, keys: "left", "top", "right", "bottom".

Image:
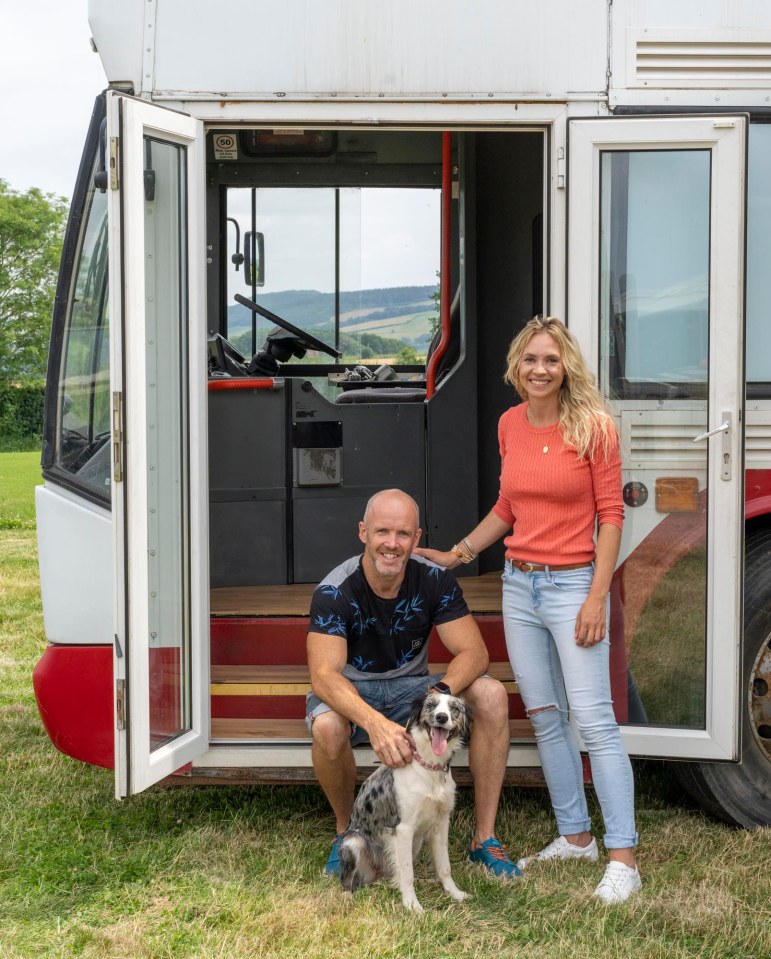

{"left": 0, "top": 0, "right": 106, "bottom": 198}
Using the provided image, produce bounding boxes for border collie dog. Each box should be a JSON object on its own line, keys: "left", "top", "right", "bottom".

{"left": 339, "top": 690, "right": 472, "bottom": 912}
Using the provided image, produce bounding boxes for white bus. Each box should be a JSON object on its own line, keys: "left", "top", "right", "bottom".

{"left": 33, "top": 0, "right": 771, "bottom": 826}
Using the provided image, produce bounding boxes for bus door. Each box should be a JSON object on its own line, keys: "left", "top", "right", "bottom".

{"left": 567, "top": 116, "right": 746, "bottom": 762}
{"left": 105, "top": 92, "right": 209, "bottom": 797}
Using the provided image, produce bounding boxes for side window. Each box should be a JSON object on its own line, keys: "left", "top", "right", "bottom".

{"left": 54, "top": 171, "right": 111, "bottom": 500}
{"left": 747, "top": 123, "right": 771, "bottom": 388}
{"left": 599, "top": 149, "right": 710, "bottom": 399}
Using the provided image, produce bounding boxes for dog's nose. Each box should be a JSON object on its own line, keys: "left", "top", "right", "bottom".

{"left": 435, "top": 712, "right": 449, "bottom": 725}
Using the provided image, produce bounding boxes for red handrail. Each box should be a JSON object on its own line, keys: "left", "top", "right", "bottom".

{"left": 207, "top": 378, "right": 281, "bottom": 391}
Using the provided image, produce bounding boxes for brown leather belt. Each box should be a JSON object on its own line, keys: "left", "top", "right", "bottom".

{"left": 507, "top": 559, "right": 594, "bottom": 573}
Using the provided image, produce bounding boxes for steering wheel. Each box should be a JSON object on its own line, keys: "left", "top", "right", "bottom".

{"left": 234, "top": 294, "right": 341, "bottom": 358}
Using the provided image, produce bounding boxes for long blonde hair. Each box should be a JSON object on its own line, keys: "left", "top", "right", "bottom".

{"left": 504, "top": 316, "right": 616, "bottom": 460}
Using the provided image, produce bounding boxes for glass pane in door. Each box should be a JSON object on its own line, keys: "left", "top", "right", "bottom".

{"left": 599, "top": 149, "right": 710, "bottom": 728}
{"left": 144, "top": 136, "right": 191, "bottom": 749}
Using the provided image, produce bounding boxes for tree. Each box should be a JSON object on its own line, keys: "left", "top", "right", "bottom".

{"left": 429, "top": 270, "right": 441, "bottom": 337}
{"left": 395, "top": 345, "right": 420, "bottom": 365}
{"left": 0, "top": 180, "right": 68, "bottom": 380}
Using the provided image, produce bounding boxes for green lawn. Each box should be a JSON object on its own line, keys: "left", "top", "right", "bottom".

{"left": 0, "top": 450, "right": 41, "bottom": 529}
{"left": 1, "top": 453, "right": 770, "bottom": 958}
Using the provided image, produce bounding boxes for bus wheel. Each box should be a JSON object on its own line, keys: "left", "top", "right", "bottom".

{"left": 674, "top": 525, "right": 771, "bottom": 828}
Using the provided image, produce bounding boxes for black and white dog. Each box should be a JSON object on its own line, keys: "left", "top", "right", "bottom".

{"left": 339, "top": 689, "right": 472, "bottom": 912}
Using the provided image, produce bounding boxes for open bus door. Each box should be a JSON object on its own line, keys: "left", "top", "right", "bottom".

{"left": 105, "top": 92, "right": 209, "bottom": 798}
{"left": 567, "top": 116, "right": 746, "bottom": 763}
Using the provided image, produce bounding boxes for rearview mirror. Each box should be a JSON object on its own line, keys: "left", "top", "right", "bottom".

{"left": 244, "top": 231, "right": 265, "bottom": 287}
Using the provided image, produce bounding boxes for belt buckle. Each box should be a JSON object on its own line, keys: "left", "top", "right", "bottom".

{"left": 522, "top": 562, "right": 535, "bottom": 572}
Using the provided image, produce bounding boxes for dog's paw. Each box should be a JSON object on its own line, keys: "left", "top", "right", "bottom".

{"left": 444, "top": 885, "right": 470, "bottom": 902}
{"left": 401, "top": 894, "right": 425, "bottom": 913}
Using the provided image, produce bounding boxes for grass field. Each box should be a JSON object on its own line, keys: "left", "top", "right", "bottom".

{"left": 1, "top": 454, "right": 770, "bottom": 958}
{"left": 0, "top": 451, "right": 41, "bottom": 529}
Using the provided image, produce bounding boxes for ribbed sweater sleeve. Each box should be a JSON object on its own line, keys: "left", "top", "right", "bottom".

{"left": 492, "top": 404, "right": 624, "bottom": 566}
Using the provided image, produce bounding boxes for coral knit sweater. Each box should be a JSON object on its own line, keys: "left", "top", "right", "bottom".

{"left": 492, "top": 403, "right": 624, "bottom": 566}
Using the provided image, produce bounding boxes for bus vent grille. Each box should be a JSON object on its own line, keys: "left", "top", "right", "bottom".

{"left": 623, "top": 410, "right": 707, "bottom": 470}
{"left": 745, "top": 408, "right": 771, "bottom": 469}
{"left": 635, "top": 39, "right": 771, "bottom": 87}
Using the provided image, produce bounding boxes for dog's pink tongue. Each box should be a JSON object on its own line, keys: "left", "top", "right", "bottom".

{"left": 430, "top": 727, "right": 449, "bottom": 756}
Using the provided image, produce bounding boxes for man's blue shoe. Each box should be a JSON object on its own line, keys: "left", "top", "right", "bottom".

{"left": 468, "top": 837, "right": 523, "bottom": 879}
{"left": 324, "top": 834, "right": 342, "bottom": 876}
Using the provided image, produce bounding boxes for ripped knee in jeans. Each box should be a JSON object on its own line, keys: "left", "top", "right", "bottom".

{"left": 526, "top": 703, "right": 558, "bottom": 717}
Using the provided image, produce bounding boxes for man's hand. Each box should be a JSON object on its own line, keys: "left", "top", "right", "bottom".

{"left": 366, "top": 715, "right": 415, "bottom": 767}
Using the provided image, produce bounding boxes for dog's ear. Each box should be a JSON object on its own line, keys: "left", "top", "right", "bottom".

{"left": 406, "top": 692, "right": 426, "bottom": 732}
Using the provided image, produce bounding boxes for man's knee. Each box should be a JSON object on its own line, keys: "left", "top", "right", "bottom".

{"left": 464, "top": 676, "right": 509, "bottom": 724}
{"left": 311, "top": 710, "right": 353, "bottom": 759}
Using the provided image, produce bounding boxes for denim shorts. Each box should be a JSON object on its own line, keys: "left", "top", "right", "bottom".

{"left": 305, "top": 673, "right": 445, "bottom": 746}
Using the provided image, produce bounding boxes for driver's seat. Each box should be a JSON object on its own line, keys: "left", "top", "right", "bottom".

{"left": 334, "top": 287, "right": 460, "bottom": 404}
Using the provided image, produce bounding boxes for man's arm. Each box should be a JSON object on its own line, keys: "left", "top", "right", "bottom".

{"left": 307, "top": 631, "right": 414, "bottom": 767}
{"left": 433, "top": 615, "right": 490, "bottom": 696}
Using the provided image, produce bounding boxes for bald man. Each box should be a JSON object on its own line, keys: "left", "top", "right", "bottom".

{"left": 306, "top": 488, "right": 521, "bottom": 879}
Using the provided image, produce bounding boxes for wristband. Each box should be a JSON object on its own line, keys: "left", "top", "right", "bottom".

{"left": 431, "top": 681, "right": 452, "bottom": 696}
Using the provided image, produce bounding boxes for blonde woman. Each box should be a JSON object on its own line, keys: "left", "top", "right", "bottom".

{"left": 414, "top": 316, "right": 640, "bottom": 904}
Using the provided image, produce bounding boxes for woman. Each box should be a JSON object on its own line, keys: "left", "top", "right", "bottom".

{"left": 414, "top": 316, "right": 640, "bottom": 904}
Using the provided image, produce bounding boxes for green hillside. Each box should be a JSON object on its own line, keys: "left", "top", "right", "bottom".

{"left": 225, "top": 285, "right": 438, "bottom": 356}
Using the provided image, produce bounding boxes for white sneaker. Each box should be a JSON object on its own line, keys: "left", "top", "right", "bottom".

{"left": 516, "top": 835, "right": 599, "bottom": 871}
{"left": 592, "top": 861, "right": 642, "bottom": 904}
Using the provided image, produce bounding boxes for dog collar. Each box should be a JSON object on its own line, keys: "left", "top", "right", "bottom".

{"left": 409, "top": 741, "right": 450, "bottom": 773}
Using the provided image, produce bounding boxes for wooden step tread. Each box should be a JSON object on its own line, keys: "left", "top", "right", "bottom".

{"left": 211, "top": 661, "right": 515, "bottom": 684}
{"left": 211, "top": 571, "right": 504, "bottom": 617}
{"left": 210, "top": 717, "right": 534, "bottom": 740}
{"left": 211, "top": 681, "right": 519, "bottom": 697}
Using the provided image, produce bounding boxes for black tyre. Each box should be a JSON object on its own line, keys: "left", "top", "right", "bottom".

{"left": 674, "top": 525, "right": 771, "bottom": 827}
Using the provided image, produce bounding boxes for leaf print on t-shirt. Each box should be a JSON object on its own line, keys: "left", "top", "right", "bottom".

{"left": 437, "top": 585, "right": 459, "bottom": 612}
{"left": 390, "top": 594, "right": 423, "bottom": 636}
{"left": 395, "top": 647, "right": 416, "bottom": 668}
{"left": 350, "top": 600, "right": 377, "bottom": 635}
{"left": 313, "top": 612, "right": 347, "bottom": 636}
{"left": 352, "top": 655, "right": 375, "bottom": 671}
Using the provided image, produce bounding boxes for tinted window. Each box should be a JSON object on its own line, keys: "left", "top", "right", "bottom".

{"left": 747, "top": 124, "right": 771, "bottom": 386}
{"left": 54, "top": 171, "right": 111, "bottom": 499}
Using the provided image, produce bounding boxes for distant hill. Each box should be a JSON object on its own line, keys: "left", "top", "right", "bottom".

{"left": 224, "top": 285, "right": 438, "bottom": 356}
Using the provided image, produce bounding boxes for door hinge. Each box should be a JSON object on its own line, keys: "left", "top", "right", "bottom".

{"left": 116, "top": 678, "right": 126, "bottom": 730}
{"left": 109, "top": 136, "right": 120, "bottom": 190}
{"left": 556, "top": 146, "right": 566, "bottom": 190}
{"left": 112, "top": 391, "right": 124, "bottom": 483}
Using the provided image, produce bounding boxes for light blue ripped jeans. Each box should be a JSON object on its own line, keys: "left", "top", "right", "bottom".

{"left": 502, "top": 561, "right": 638, "bottom": 849}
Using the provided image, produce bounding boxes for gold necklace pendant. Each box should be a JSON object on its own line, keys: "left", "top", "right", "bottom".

{"left": 527, "top": 411, "right": 559, "bottom": 453}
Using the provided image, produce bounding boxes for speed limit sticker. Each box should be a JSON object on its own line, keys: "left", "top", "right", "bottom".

{"left": 213, "top": 133, "right": 238, "bottom": 160}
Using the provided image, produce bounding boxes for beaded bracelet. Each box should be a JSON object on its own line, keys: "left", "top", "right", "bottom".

{"left": 461, "top": 537, "right": 478, "bottom": 560}
{"left": 451, "top": 542, "right": 475, "bottom": 564}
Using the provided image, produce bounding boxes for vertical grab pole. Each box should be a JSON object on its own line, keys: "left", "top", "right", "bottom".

{"left": 426, "top": 131, "right": 452, "bottom": 399}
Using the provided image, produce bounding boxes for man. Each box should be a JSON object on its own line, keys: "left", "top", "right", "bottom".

{"left": 306, "top": 488, "right": 521, "bottom": 878}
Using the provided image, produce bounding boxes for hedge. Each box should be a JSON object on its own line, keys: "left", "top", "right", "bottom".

{"left": 0, "top": 381, "right": 46, "bottom": 440}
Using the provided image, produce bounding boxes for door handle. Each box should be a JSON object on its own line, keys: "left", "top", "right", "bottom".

{"left": 692, "top": 412, "right": 732, "bottom": 481}
{"left": 692, "top": 421, "right": 729, "bottom": 443}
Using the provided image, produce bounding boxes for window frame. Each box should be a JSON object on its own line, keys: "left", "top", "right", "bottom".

{"left": 42, "top": 93, "right": 112, "bottom": 509}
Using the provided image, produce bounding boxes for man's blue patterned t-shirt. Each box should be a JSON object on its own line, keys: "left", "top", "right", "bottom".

{"left": 309, "top": 555, "right": 470, "bottom": 680}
